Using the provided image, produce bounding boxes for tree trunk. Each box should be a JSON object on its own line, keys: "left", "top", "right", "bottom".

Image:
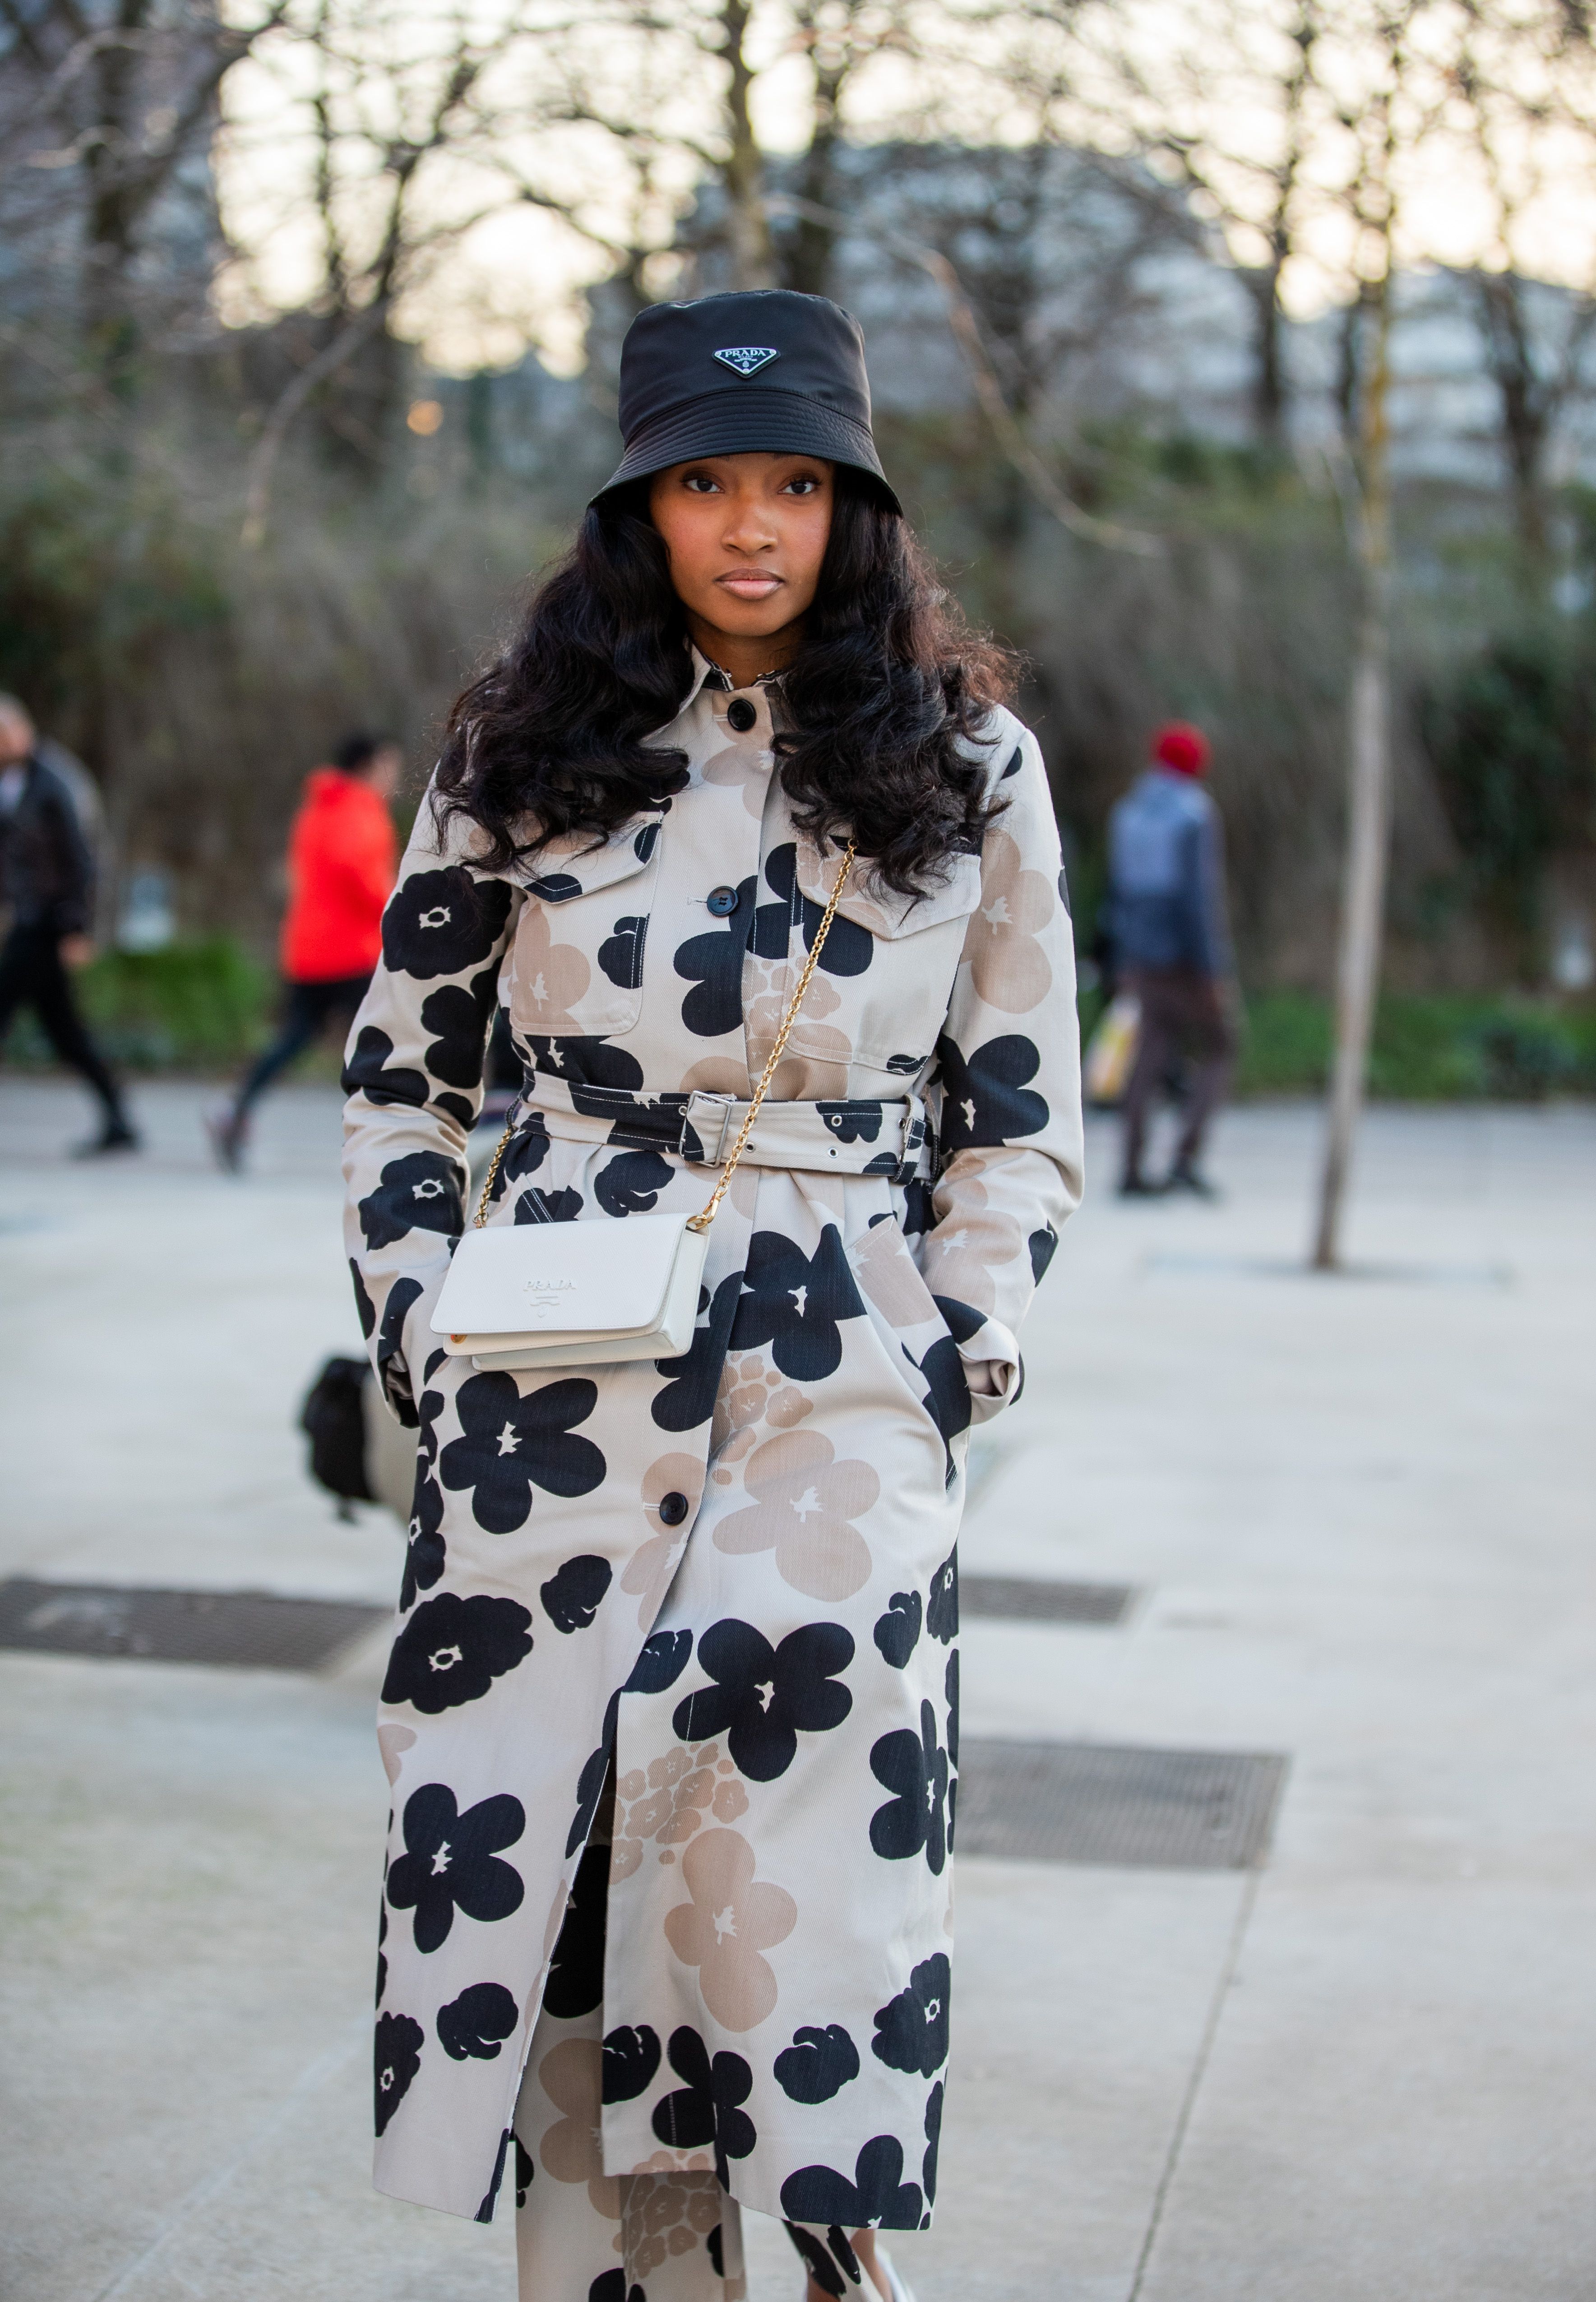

{"left": 721, "top": 0, "right": 773, "bottom": 290}
{"left": 1240, "top": 261, "right": 1287, "bottom": 452}
{"left": 1473, "top": 269, "right": 1550, "bottom": 581}
{"left": 1313, "top": 278, "right": 1394, "bottom": 1271}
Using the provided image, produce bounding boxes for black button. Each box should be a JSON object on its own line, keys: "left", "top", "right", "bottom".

{"left": 726, "top": 696, "right": 758, "bottom": 732}
{"left": 705, "top": 885, "right": 737, "bottom": 917}
{"left": 658, "top": 1490, "right": 690, "bottom": 1526}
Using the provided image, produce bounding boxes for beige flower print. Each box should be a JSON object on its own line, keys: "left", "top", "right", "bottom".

{"left": 621, "top": 1452, "right": 704, "bottom": 1625}
{"left": 662, "top": 1827, "right": 796, "bottom": 2030}
{"left": 713, "top": 1427, "right": 878, "bottom": 1600}
{"left": 537, "top": 2036, "right": 622, "bottom": 2214}
{"left": 702, "top": 742, "right": 770, "bottom": 818}
{"left": 851, "top": 1215, "right": 944, "bottom": 1333}
{"left": 513, "top": 901, "right": 591, "bottom": 1033}
{"left": 612, "top": 1741, "right": 749, "bottom": 1878}
{"left": 961, "top": 825, "right": 1054, "bottom": 1012}
{"left": 920, "top": 1158, "right": 1026, "bottom": 1315}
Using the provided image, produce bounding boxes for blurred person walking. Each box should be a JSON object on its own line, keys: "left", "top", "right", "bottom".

{"left": 209, "top": 732, "right": 400, "bottom": 1169}
{"left": 1107, "top": 721, "right": 1237, "bottom": 1197}
{"left": 0, "top": 694, "right": 138, "bottom": 1156}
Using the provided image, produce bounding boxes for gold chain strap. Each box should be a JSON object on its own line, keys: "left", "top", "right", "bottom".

{"left": 473, "top": 840, "right": 856, "bottom": 1233}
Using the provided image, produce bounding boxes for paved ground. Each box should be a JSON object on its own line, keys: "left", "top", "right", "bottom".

{"left": 2, "top": 1077, "right": 1593, "bottom": 2302}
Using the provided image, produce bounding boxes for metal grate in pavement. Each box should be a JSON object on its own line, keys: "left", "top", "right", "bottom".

{"left": 0, "top": 1579, "right": 385, "bottom": 1672}
{"left": 956, "top": 1738, "right": 1287, "bottom": 1870}
{"left": 962, "top": 1574, "right": 1136, "bottom": 1627}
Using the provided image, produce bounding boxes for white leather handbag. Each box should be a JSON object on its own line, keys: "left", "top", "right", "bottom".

{"left": 430, "top": 842, "right": 856, "bottom": 1373}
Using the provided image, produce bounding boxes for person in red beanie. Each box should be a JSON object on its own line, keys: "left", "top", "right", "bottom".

{"left": 208, "top": 732, "right": 400, "bottom": 1169}
{"left": 1104, "top": 719, "right": 1237, "bottom": 1195}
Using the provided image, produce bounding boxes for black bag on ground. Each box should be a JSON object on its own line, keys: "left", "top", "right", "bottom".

{"left": 299, "top": 1355, "right": 374, "bottom": 1503}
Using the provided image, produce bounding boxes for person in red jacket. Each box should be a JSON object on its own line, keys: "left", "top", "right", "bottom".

{"left": 209, "top": 732, "right": 400, "bottom": 1169}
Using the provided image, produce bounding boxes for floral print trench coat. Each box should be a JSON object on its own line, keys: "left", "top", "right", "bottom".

{"left": 342, "top": 650, "right": 1083, "bottom": 2229}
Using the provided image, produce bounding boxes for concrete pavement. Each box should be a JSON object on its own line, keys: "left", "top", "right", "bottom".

{"left": 2, "top": 1077, "right": 1592, "bottom": 2301}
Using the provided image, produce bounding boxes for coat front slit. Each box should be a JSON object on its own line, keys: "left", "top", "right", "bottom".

{"left": 344, "top": 656, "right": 1083, "bottom": 2227}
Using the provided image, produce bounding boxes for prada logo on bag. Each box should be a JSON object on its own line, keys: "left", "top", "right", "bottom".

{"left": 523, "top": 1278, "right": 576, "bottom": 1294}
{"left": 713, "top": 345, "right": 779, "bottom": 375}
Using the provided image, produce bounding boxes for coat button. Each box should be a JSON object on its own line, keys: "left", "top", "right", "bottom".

{"left": 726, "top": 696, "right": 758, "bottom": 732}
{"left": 705, "top": 885, "right": 737, "bottom": 917}
{"left": 658, "top": 1490, "right": 690, "bottom": 1526}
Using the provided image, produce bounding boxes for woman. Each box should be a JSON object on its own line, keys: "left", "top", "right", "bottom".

{"left": 343, "top": 289, "right": 1083, "bottom": 2302}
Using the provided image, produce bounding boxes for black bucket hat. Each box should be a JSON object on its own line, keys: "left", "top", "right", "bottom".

{"left": 592, "top": 288, "right": 901, "bottom": 513}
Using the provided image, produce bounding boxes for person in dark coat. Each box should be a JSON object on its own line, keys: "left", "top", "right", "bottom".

{"left": 0, "top": 695, "right": 137, "bottom": 1155}
{"left": 1106, "top": 721, "right": 1237, "bottom": 1196}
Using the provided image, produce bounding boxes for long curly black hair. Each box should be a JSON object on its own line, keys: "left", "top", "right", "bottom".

{"left": 434, "top": 467, "right": 1015, "bottom": 897}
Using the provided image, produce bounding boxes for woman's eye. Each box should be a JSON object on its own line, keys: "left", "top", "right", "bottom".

{"left": 783, "top": 476, "right": 820, "bottom": 495}
{"left": 684, "top": 474, "right": 720, "bottom": 494}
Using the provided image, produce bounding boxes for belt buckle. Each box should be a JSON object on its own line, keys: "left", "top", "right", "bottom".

{"left": 894, "top": 1092, "right": 926, "bottom": 1184}
{"left": 682, "top": 1091, "right": 736, "bottom": 1165}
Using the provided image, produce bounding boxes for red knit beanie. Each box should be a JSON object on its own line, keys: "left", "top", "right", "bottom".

{"left": 1152, "top": 721, "right": 1210, "bottom": 776}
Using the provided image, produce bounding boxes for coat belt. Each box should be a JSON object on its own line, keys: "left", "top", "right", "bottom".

{"left": 512, "top": 1073, "right": 928, "bottom": 1181}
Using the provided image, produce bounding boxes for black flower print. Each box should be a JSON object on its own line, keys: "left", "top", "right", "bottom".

{"left": 593, "top": 1147, "right": 673, "bottom": 1217}
{"left": 437, "top": 1981, "right": 519, "bottom": 2062}
{"left": 673, "top": 1618, "right": 853, "bottom": 1782}
{"left": 358, "top": 1152, "right": 463, "bottom": 1253}
{"left": 566, "top": 1631, "right": 694, "bottom": 1856}
{"left": 634, "top": 818, "right": 662, "bottom": 861}
{"left": 774, "top": 2023, "right": 860, "bottom": 2104}
{"left": 514, "top": 1185, "right": 583, "bottom": 1225}
{"left": 673, "top": 874, "right": 757, "bottom": 1038}
{"left": 382, "top": 866, "right": 512, "bottom": 980}
{"left": 817, "top": 1100, "right": 883, "bottom": 1144}
{"left": 589, "top": 2276, "right": 645, "bottom": 2302}
{"left": 900, "top": 1177, "right": 935, "bottom": 1239}
{"left": 871, "top": 1952, "right": 950, "bottom": 2078}
{"left": 903, "top": 1334, "right": 970, "bottom": 1485}
{"left": 475, "top": 2126, "right": 513, "bottom": 2224}
{"left": 342, "top": 1026, "right": 429, "bottom": 1109}
{"left": 944, "top": 1649, "right": 959, "bottom": 1768}
{"left": 783, "top": 2228, "right": 849, "bottom": 2299}
{"left": 873, "top": 1591, "right": 921, "bottom": 1669}
{"left": 869, "top": 1701, "right": 950, "bottom": 1874}
{"left": 376, "top": 1275, "right": 425, "bottom": 1426}
{"left": 382, "top": 1592, "right": 533, "bottom": 1715}
{"left": 541, "top": 1553, "right": 612, "bottom": 1634}
{"left": 523, "top": 1034, "right": 646, "bottom": 1096}
{"left": 780, "top": 2136, "right": 923, "bottom": 2231}
{"left": 923, "top": 2080, "right": 944, "bottom": 2205}
{"left": 602, "top": 2022, "right": 662, "bottom": 2103}
{"left": 374, "top": 2012, "right": 423, "bottom": 2136}
{"left": 351, "top": 1259, "right": 376, "bottom": 1339}
{"left": 386, "top": 1782, "right": 526, "bottom": 1954}
{"left": 515, "top": 2135, "right": 534, "bottom": 2209}
{"left": 1000, "top": 741, "right": 1024, "bottom": 779}
{"left": 489, "top": 1121, "right": 550, "bottom": 1209}
{"left": 544, "top": 1840, "right": 610, "bottom": 2018}
{"left": 439, "top": 1373, "right": 606, "bottom": 1534}
{"left": 598, "top": 914, "right": 648, "bottom": 989}
{"left": 757, "top": 844, "right": 874, "bottom": 977}
{"left": 934, "top": 1031, "right": 1050, "bottom": 1152}
{"left": 399, "top": 1471, "right": 446, "bottom": 1611}
{"left": 927, "top": 1547, "right": 958, "bottom": 1643}
{"left": 652, "top": 1271, "right": 743, "bottom": 1432}
{"left": 730, "top": 1225, "right": 865, "bottom": 1382}
{"left": 421, "top": 970, "right": 500, "bottom": 1092}
{"left": 1029, "top": 1223, "right": 1059, "bottom": 1283}
{"left": 651, "top": 2025, "right": 757, "bottom": 2187}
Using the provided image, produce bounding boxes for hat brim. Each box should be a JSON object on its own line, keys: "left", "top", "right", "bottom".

{"left": 591, "top": 387, "right": 901, "bottom": 514}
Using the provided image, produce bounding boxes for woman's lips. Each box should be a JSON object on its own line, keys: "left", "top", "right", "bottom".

{"left": 717, "top": 571, "right": 783, "bottom": 598}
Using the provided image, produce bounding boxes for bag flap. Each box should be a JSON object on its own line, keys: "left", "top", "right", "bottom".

{"left": 520, "top": 818, "right": 661, "bottom": 905}
{"left": 432, "top": 1212, "right": 688, "bottom": 1339}
{"left": 794, "top": 830, "right": 982, "bottom": 941}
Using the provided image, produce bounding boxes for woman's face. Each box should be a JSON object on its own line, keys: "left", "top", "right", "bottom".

{"left": 648, "top": 451, "right": 835, "bottom": 667}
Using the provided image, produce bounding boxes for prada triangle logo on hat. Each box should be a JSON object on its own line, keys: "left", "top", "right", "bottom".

{"left": 592, "top": 289, "right": 901, "bottom": 513}
{"left": 713, "top": 345, "right": 780, "bottom": 375}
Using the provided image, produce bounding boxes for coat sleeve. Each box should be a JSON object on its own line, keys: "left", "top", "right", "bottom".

{"left": 916, "top": 722, "right": 1084, "bottom": 1424}
{"left": 340, "top": 782, "right": 524, "bottom": 1426}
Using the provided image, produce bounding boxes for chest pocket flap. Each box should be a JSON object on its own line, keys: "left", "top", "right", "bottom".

{"left": 794, "top": 831, "right": 982, "bottom": 940}
{"left": 506, "top": 817, "right": 662, "bottom": 1040}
